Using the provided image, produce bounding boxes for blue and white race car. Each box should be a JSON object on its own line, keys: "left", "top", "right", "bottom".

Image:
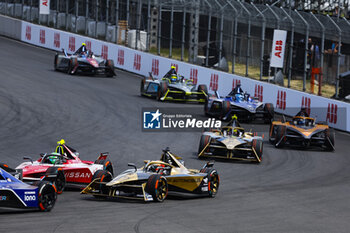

{"left": 0, "top": 166, "right": 57, "bottom": 212}
{"left": 204, "top": 85, "right": 274, "bottom": 123}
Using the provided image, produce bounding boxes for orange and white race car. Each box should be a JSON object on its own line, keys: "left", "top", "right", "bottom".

{"left": 269, "top": 109, "right": 335, "bottom": 151}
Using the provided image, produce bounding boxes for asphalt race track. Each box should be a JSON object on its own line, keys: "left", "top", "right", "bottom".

{"left": 0, "top": 36, "right": 350, "bottom": 233}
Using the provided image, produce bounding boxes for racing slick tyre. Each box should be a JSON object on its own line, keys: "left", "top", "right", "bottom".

{"left": 157, "top": 81, "right": 168, "bottom": 101}
{"left": 252, "top": 139, "right": 263, "bottom": 162}
{"left": 325, "top": 128, "right": 335, "bottom": 151}
{"left": 221, "top": 101, "right": 231, "bottom": 120}
{"left": 45, "top": 167, "right": 65, "bottom": 194}
{"left": 68, "top": 57, "right": 78, "bottom": 75}
{"left": 264, "top": 103, "right": 274, "bottom": 123}
{"left": 269, "top": 124, "right": 277, "bottom": 143}
{"left": 199, "top": 168, "right": 219, "bottom": 198}
{"left": 54, "top": 54, "right": 59, "bottom": 71}
{"left": 145, "top": 174, "right": 168, "bottom": 202}
{"left": 94, "top": 159, "right": 114, "bottom": 176}
{"left": 275, "top": 125, "right": 286, "bottom": 148}
{"left": 36, "top": 181, "right": 57, "bottom": 212}
{"left": 197, "top": 84, "right": 208, "bottom": 100}
{"left": 91, "top": 170, "right": 113, "bottom": 198}
{"left": 198, "top": 135, "right": 211, "bottom": 157}
{"left": 105, "top": 59, "right": 115, "bottom": 77}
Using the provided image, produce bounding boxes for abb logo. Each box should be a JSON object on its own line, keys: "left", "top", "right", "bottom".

{"left": 25, "top": 25, "right": 31, "bottom": 40}
{"left": 117, "top": 49, "right": 124, "bottom": 66}
{"left": 190, "top": 68, "right": 198, "bottom": 84}
{"left": 133, "top": 54, "right": 141, "bottom": 71}
{"left": 209, "top": 74, "right": 219, "bottom": 91}
{"left": 53, "top": 33, "right": 60, "bottom": 48}
{"left": 326, "top": 103, "right": 338, "bottom": 124}
{"left": 254, "top": 84, "right": 263, "bottom": 102}
{"left": 301, "top": 96, "right": 311, "bottom": 116}
{"left": 85, "top": 41, "right": 91, "bottom": 50}
{"left": 232, "top": 79, "right": 241, "bottom": 90}
{"left": 101, "top": 45, "right": 108, "bottom": 59}
{"left": 276, "top": 90, "right": 286, "bottom": 110}
{"left": 171, "top": 63, "right": 178, "bottom": 72}
{"left": 68, "top": 36, "right": 75, "bottom": 52}
{"left": 152, "top": 59, "right": 159, "bottom": 76}
{"left": 275, "top": 40, "right": 283, "bottom": 58}
{"left": 39, "top": 29, "right": 45, "bottom": 44}
{"left": 41, "top": 0, "right": 48, "bottom": 6}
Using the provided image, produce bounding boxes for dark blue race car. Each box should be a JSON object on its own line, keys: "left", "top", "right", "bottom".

{"left": 205, "top": 84, "right": 274, "bottom": 123}
{"left": 0, "top": 166, "right": 57, "bottom": 212}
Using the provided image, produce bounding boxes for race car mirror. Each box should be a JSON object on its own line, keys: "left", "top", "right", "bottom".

{"left": 215, "top": 91, "right": 220, "bottom": 98}
{"left": 23, "top": 156, "right": 33, "bottom": 164}
{"left": 128, "top": 163, "right": 137, "bottom": 172}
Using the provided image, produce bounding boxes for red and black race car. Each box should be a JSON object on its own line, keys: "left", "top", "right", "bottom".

{"left": 15, "top": 140, "right": 114, "bottom": 193}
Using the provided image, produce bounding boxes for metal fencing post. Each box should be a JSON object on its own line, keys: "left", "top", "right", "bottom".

{"left": 115, "top": 0, "right": 119, "bottom": 44}
{"left": 237, "top": 1, "right": 251, "bottom": 77}
{"left": 266, "top": 4, "right": 280, "bottom": 29}
{"left": 227, "top": 1, "right": 237, "bottom": 74}
{"left": 252, "top": 3, "right": 266, "bottom": 81}
{"left": 95, "top": 0, "right": 98, "bottom": 38}
{"left": 75, "top": 0, "right": 78, "bottom": 33}
{"left": 295, "top": 10, "right": 309, "bottom": 92}
{"left": 136, "top": 0, "right": 141, "bottom": 50}
{"left": 204, "top": 0, "right": 212, "bottom": 67}
{"left": 311, "top": 13, "right": 325, "bottom": 96}
{"left": 181, "top": 5, "right": 186, "bottom": 61}
{"left": 157, "top": 3, "right": 162, "bottom": 55}
{"left": 21, "top": 0, "right": 24, "bottom": 20}
{"left": 169, "top": 1, "right": 174, "bottom": 58}
{"left": 280, "top": 7, "right": 294, "bottom": 88}
{"left": 65, "top": 0, "right": 68, "bottom": 31}
{"left": 327, "top": 15, "right": 342, "bottom": 98}
{"left": 105, "top": 0, "right": 109, "bottom": 41}
{"left": 30, "top": 0, "right": 32, "bottom": 22}
{"left": 147, "top": 0, "right": 151, "bottom": 51}
{"left": 85, "top": 0, "right": 89, "bottom": 34}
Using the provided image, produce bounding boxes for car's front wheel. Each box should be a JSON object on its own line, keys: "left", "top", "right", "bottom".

{"left": 37, "top": 181, "right": 57, "bottom": 212}
{"left": 145, "top": 174, "right": 168, "bottom": 202}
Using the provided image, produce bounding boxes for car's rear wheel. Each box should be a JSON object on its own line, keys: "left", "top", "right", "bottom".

{"left": 264, "top": 103, "right": 274, "bottom": 123}
{"left": 221, "top": 101, "right": 231, "bottom": 120}
{"left": 68, "top": 57, "right": 78, "bottom": 75}
{"left": 94, "top": 159, "right": 114, "bottom": 176}
{"left": 157, "top": 81, "right": 168, "bottom": 101}
{"left": 199, "top": 168, "right": 219, "bottom": 198}
{"left": 54, "top": 54, "right": 59, "bottom": 71}
{"left": 252, "top": 139, "right": 263, "bottom": 162}
{"left": 145, "top": 174, "right": 168, "bottom": 202}
{"left": 269, "top": 124, "right": 277, "bottom": 143}
{"left": 198, "top": 135, "right": 211, "bottom": 157}
{"left": 325, "top": 128, "right": 335, "bottom": 151}
{"left": 197, "top": 84, "right": 208, "bottom": 100}
{"left": 45, "top": 167, "right": 65, "bottom": 194}
{"left": 91, "top": 170, "right": 113, "bottom": 198}
{"left": 275, "top": 125, "right": 286, "bottom": 148}
{"left": 37, "top": 181, "right": 57, "bottom": 212}
{"left": 105, "top": 59, "right": 115, "bottom": 77}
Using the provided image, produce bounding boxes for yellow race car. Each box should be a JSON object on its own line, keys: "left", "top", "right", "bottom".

{"left": 81, "top": 148, "right": 219, "bottom": 202}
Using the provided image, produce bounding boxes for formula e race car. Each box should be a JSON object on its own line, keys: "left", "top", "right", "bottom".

{"left": 269, "top": 109, "right": 335, "bottom": 151}
{"left": 198, "top": 116, "right": 263, "bottom": 163}
{"left": 81, "top": 148, "right": 219, "bottom": 202}
{"left": 15, "top": 139, "right": 114, "bottom": 193}
{"left": 0, "top": 167, "right": 57, "bottom": 211}
{"left": 140, "top": 67, "right": 208, "bottom": 102}
{"left": 204, "top": 85, "right": 274, "bottom": 122}
{"left": 54, "top": 43, "right": 115, "bottom": 77}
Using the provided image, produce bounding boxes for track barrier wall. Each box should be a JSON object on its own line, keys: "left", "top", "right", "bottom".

{"left": 1, "top": 15, "right": 349, "bottom": 132}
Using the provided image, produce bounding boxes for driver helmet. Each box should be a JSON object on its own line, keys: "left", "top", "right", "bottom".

{"left": 297, "top": 118, "right": 305, "bottom": 126}
{"left": 235, "top": 93, "right": 244, "bottom": 102}
{"left": 47, "top": 153, "right": 60, "bottom": 164}
{"left": 170, "top": 74, "right": 178, "bottom": 83}
{"left": 81, "top": 43, "right": 87, "bottom": 52}
{"left": 233, "top": 128, "right": 238, "bottom": 136}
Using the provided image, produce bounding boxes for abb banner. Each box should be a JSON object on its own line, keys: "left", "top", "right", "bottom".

{"left": 270, "top": 30, "right": 287, "bottom": 68}
{"left": 39, "top": 0, "right": 50, "bottom": 15}
{"left": 18, "top": 21, "right": 350, "bottom": 132}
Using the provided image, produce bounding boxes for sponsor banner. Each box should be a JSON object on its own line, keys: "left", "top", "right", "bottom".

{"left": 142, "top": 108, "right": 221, "bottom": 132}
{"left": 19, "top": 21, "right": 350, "bottom": 132}
{"left": 270, "top": 29, "right": 287, "bottom": 68}
{"left": 39, "top": 0, "right": 50, "bottom": 15}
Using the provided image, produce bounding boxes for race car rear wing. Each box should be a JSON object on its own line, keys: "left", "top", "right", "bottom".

{"left": 96, "top": 152, "right": 109, "bottom": 161}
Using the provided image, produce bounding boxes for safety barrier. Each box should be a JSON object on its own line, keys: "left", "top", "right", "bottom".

{"left": 1, "top": 15, "right": 349, "bottom": 132}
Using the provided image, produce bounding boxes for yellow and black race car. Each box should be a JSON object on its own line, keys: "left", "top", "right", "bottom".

{"left": 198, "top": 116, "right": 263, "bottom": 163}
{"left": 81, "top": 148, "right": 219, "bottom": 202}
{"left": 140, "top": 66, "right": 208, "bottom": 102}
{"left": 269, "top": 109, "right": 335, "bottom": 151}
